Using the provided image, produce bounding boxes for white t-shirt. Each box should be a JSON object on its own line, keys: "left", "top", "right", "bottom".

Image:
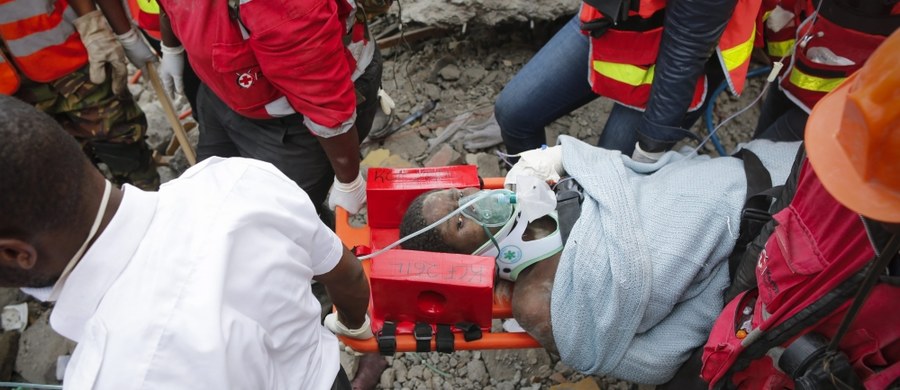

{"left": 50, "top": 157, "right": 345, "bottom": 389}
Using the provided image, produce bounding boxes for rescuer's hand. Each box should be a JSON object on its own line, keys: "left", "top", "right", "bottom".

{"left": 159, "top": 43, "right": 185, "bottom": 99}
{"left": 504, "top": 145, "right": 564, "bottom": 188}
{"left": 324, "top": 312, "right": 374, "bottom": 340}
{"left": 73, "top": 10, "right": 129, "bottom": 95}
{"left": 630, "top": 141, "right": 666, "bottom": 164}
{"left": 328, "top": 172, "right": 367, "bottom": 214}
{"left": 116, "top": 27, "right": 158, "bottom": 70}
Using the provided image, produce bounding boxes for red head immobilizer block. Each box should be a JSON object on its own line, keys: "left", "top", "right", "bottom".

{"left": 366, "top": 166, "right": 481, "bottom": 229}
{"left": 369, "top": 249, "right": 495, "bottom": 334}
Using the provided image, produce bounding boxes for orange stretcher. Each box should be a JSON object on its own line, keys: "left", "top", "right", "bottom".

{"left": 334, "top": 174, "right": 541, "bottom": 352}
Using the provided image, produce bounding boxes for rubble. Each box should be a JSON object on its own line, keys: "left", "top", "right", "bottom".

{"left": 7, "top": 10, "right": 765, "bottom": 389}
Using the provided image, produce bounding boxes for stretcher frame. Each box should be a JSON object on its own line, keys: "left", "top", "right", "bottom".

{"left": 334, "top": 176, "right": 542, "bottom": 352}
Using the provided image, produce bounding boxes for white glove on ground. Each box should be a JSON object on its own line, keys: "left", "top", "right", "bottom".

{"left": 159, "top": 43, "right": 185, "bottom": 99}
{"left": 504, "top": 145, "right": 564, "bottom": 187}
{"left": 631, "top": 142, "right": 666, "bottom": 164}
{"left": 116, "top": 27, "right": 158, "bottom": 70}
{"left": 328, "top": 172, "right": 367, "bottom": 214}
{"left": 324, "top": 312, "right": 374, "bottom": 340}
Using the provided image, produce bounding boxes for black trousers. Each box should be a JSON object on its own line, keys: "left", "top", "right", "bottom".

{"left": 331, "top": 366, "right": 352, "bottom": 390}
{"left": 196, "top": 50, "right": 382, "bottom": 214}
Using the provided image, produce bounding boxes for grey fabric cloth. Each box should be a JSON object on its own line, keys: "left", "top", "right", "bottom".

{"left": 550, "top": 136, "right": 800, "bottom": 384}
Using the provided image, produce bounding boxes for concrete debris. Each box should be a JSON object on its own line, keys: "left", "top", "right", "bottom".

{"left": 424, "top": 143, "right": 464, "bottom": 167}
{"left": 0, "top": 331, "right": 19, "bottom": 381}
{"left": 15, "top": 311, "right": 74, "bottom": 384}
{"left": 551, "top": 377, "right": 602, "bottom": 390}
{"left": 399, "top": 0, "right": 580, "bottom": 27}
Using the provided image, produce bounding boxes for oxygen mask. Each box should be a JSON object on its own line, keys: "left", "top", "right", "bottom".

{"left": 459, "top": 190, "right": 516, "bottom": 227}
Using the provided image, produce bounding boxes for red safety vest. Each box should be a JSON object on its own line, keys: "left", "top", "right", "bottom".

{"left": 579, "top": 0, "right": 760, "bottom": 111}
{"left": 779, "top": 1, "right": 898, "bottom": 112}
{"left": 757, "top": 0, "right": 799, "bottom": 61}
{"left": 0, "top": 0, "right": 88, "bottom": 95}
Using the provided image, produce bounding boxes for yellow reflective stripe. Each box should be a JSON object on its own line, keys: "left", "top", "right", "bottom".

{"left": 766, "top": 39, "right": 795, "bottom": 58}
{"left": 762, "top": 10, "right": 771, "bottom": 22}
{"left": 720, "top": 26, "right": 755, "bottom": 71}
{"left": 593, "top": 61, "right": 655, "bottom": 86}
{"left": 788, "top": 67, "right": 846, "bottom": 92}
{"left": 137, "top": 0, "right": 159, "bottom": 14}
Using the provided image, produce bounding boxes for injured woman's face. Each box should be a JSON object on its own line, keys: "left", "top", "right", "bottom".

{"left": 420, "top": 188, "right": 492, "bottom": 254}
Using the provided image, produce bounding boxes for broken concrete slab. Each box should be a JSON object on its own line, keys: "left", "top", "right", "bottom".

{"left": 383, "top": 129, "right": 429, "bottom": 160}
{"left": 400, "top": 0, "right": 579, "bottom": 27}
{"left": 425, "top": 143, "right": 464, "bottom": 167}
{"left": 16, "top": 311, "right": 74, "bottom": 384}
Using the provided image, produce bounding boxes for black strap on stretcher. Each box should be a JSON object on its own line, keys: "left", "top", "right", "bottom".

{"left": 376, "top": 321, "right": 484, "bottom": 355}
{"left": 377, "top": 321, "right": 397, "bottom": 356}
{"left": 455, "top": 322, "right": 483, "bottom": 342}
{"left": 436, "top": 325, "right": 454, "bottom": 353}
{"left": 414, "top": 322, "right": 432, "bottom": 352}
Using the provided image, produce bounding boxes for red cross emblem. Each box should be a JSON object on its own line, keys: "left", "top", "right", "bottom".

{"left": 236, "top": 71, "right": 256, "bottom": 89}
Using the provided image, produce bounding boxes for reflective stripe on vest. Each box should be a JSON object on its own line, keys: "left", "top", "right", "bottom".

{"left": 788, "top": 67, "right": 845, "bottom": 92}
{"left": 582, "top": 0, "right": 759, "bottom": 110}
{"left": 137, "top": 0, "right": 159, "bottom": 13}
{"left": 593, "top": 61, "right": 654, "bottom": 86}
{"left": 779, "top": 2, "right": 892, "bottom": 112}
{"left": 0, "top": 0, "right": 88, "bottom": 83}
{"left": 766, "top": 38, "right": 795, "bottom": 57}
{"left": 721, "top": 28, "right": 755, "bottom": 72}
{"left": 0, "top": 53, "right": 20, "bottom": 95}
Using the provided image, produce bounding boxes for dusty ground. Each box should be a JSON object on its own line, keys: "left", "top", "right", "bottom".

{"left": 0, "top": 12, "right": 768, "bottom": 389}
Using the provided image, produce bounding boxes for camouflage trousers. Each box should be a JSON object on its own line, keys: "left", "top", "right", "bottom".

{"left": 15, "top": 65, "right": 160, "bottom": 190}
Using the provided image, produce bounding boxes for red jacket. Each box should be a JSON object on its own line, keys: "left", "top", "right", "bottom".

{"left": 160, "top": 0, "right": 370, "bottom": 136}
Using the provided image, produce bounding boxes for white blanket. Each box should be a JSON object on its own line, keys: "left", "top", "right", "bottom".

{"left": 550, "top": 136, "right": 799, "bottom": 384}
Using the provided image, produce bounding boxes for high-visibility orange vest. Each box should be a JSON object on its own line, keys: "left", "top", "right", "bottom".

{"left": 779, "top": 0, "right": 899, "bottom": 112}
{"left": 580, "top": 0, "right": 760, "bottom": 111}
{"left": 128, "top": 0, "right": 161, "bottom": 40}
{"left": 0, "top": 0, "right": 89, "bottom": 95}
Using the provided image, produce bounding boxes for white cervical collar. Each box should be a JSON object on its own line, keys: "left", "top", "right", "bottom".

{"left": 474, "top": 209, "right": 564, "bottom": 281}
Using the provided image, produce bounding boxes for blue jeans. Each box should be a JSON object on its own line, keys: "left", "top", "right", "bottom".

{"left": 495, "top": 15, "right": 714, "bottom": 156}
{"left": 495, "top": 16, "right": 641, "bottom": 156}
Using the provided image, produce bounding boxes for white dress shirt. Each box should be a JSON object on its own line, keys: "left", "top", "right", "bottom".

{"left": 50, "top": 157, "right": 345, "bottom": 389}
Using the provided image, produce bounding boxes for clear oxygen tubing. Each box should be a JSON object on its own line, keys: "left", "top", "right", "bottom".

{"left": 691, "top": 5, "right": 824, "bottom": 156}
{"left": 0, "top": 382, "right": 63, "bottom": 389}
{"left": 357, "top": 189, "right": 507, "bottom": 260}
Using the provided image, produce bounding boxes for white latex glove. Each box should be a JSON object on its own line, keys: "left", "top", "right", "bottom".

{"left": 324, "top": 312, "right": 374, "bottom": 340}
{"left": 116, "top": 27, "right": 158, "bottom": 70}
{"left": 159, "top": 43, "right": 185, "bottom": 99}
{"left": 328, "top": 172, "right": 367, "bottom": 214}
{"left": 72, "top": 10, "right": 128, "bottom": 95}
{"left": 504, "top": 145, "right": 564, "bottom": 188}
{"left": 631, "top": 142, "right": 666, "bottom": 164}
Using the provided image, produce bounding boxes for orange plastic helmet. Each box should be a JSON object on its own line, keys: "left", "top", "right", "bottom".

{"left": 805, "top": 30, "right": 900, "bottom": 223}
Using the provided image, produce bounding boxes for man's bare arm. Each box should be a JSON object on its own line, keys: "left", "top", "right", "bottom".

{"left": 314, "top": 246, "right": 370, "bottom": 329}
